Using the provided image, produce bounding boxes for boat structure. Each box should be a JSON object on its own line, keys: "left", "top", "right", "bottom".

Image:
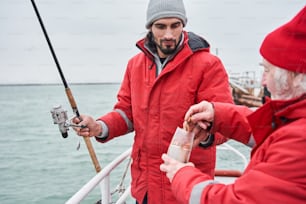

{"left": 229, "top": 71, "right": 264, "bottom": 108}
{"left": 65, "top": 71, "right": 263, "bottom": 204}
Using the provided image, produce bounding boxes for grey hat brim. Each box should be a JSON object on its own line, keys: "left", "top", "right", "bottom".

{"left": 145, "top": 12, "right": 187, "bottom": 29}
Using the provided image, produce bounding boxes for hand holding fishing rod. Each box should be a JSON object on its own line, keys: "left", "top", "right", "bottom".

{"left": 30, "top": 0, "right": 101, "bottom": 173}
{"left": 72, "top": 115, "right": 103, "bottom": 138}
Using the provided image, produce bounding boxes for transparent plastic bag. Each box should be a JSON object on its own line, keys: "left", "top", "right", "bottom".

{"left": 167, "top": 127, "right": 195, "bottom": 163}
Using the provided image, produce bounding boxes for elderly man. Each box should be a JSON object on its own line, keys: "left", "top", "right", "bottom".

{"left": 160, "top": 6, "right": 306, "bottom": 204}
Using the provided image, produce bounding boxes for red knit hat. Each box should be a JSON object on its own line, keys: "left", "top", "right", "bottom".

{"left": 260, "top": 6, "right": 306, "bottom": 73}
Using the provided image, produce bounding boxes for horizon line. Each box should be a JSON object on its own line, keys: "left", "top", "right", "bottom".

{"left": 0, "top": 82, "right": 121, "bottom": 86}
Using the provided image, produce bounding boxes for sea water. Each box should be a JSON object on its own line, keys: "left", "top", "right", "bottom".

{"left": 0, "top": 84, "right": 134, "bottom": 203}
{"left": 0, "top": 84, "right": 250, "bottom": 204}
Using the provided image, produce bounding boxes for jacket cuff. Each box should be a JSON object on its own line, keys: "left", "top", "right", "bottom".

{"left": 95, "top": 120, "right": 109, "bottom": 140}
{"left": 97, "top": 111, "right": 129, "bottom": 140}
{"left": 199, "top": 134, "right": 215, "bottom": 148}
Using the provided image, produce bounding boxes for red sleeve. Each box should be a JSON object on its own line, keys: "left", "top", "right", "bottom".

{"left": 171, "top": 127, "right": 306, "bottom": 204}
{"left": 171, "top": 166, "right": 212, "bottom": 204}
{"left": 96, "top": 111, "right": 128, "bottom": 142}
{"left": 212, "top": 102, "right": 253, "bottom": 144}
{"left": 96, "top": 64, "right": 133, "bottom": 142}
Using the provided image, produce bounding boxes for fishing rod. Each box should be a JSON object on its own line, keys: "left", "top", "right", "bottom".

{"left": 30, "top": 0, "right": 101, "bottom": 173}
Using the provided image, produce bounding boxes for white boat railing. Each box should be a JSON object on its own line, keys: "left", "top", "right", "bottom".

{"left": 66, "top": 147, "right": 132, "bottom": 204}
{"left": 66, "top": 142, "right": 248, "bottom": 204}
{"left": 218, "top": 143, "right": 248, "bottom": 169}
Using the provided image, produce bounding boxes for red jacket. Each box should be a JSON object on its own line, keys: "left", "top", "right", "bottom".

{"left": 171, "top": 94, "right": 306, "bottom": 204}
{"left": 97, "top": 31, "right": 233, "bottom": 203}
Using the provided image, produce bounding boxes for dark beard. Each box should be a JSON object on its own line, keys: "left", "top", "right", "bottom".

{"left": 146, "top": 32, "right": 180, "bottom": 56}
{"left": 156, "top": 40, "right": 177, "bottom": 55}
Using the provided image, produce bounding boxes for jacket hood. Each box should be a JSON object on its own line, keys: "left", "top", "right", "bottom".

{"left": 135, "top": 31, "right": 210, "bottom": 59}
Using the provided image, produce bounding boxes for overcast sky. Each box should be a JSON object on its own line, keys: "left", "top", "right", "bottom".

{"left": 0, "top": 0, "right": 305, "bottom": 84}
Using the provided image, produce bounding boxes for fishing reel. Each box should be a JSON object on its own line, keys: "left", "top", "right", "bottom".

{"left": 50, "top": 105, "right": 82, "bottom": 138}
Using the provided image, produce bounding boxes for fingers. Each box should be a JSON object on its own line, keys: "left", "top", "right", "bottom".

{"left": 184, "top": 101, "right": 214, "bottom": 131}
{"left": 184, "top": 106, "right": 198, "bottom": 122}
{"left": 197, "top": 120, "right": 212, "bottom": 130}
{"left": 160, "top": 154, "right": 169, "bottom": 175}
{"left": 71, "top": 115, "right": 94, "bottom": 137}
{"left": 72, "top": 116, "right": 81, "bottom": 123}
{"left": 183, "top": 116, "right": 196, "bottom": 132}
{"left": 160, "top": 153, "right": 195, "bottom": 182}
{"left": 76, "top": 127, "right": 91, "bottom": 137}
{"left": 184, "top": 101, "right": 208, "bottom": 121}
{"left": 192, "top": 129, "right": 209, "bottom": 148}
{"left": 185, "top": 101, "right": 213, "bottom": 120}
{"left": 160, "top": 153, "right": 177, "bottom": 172}
{"left": 160, "top": 154, "right": 177, "bottom": 182}
{"left": 183, "top": 114, "right": 212, "bottom": 133}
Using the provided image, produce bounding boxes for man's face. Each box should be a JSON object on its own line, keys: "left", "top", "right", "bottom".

{"left": 261, "top": 59, "right": 277, "bottom": 97}
{"left": 151, "top": 18, "right": 183, "bottom": 58}
{"left": 260, "top": 59, "right": 296, "bottom": 100}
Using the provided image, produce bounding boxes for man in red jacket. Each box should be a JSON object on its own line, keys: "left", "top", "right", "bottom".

{"left": 73, "top": 0, "right": 233, "bottom": 203}
{"left": 160, "top": 6, "right": 306, "bottom": 204}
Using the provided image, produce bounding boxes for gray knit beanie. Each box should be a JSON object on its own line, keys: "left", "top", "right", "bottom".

{"left": 146, "top": 0, "right": 187, "bottom": 29}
